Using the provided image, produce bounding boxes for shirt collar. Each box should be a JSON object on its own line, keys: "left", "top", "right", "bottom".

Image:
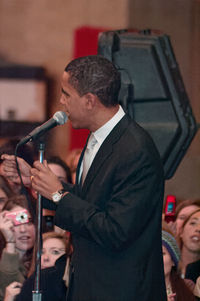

{"left": 93, "top": 105, "right": 125, "bottom": 145}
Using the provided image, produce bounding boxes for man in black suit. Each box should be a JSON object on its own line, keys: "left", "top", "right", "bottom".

{"left": 1, "top": 55, "right": 167, "bottom": 300}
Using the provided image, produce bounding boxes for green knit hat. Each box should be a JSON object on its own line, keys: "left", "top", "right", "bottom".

{"left": 162, "top": 230, "right": 180, "bottom": 268}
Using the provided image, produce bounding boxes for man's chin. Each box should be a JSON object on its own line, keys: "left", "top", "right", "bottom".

{"left": 70, "top": 121, "right": 82, "bottom": 129}
{"left": 70, "top": 119, "right": 88, "bottom": 130}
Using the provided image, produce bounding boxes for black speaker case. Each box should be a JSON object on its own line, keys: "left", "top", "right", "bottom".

{"left": 98, "top": 29, "right": 197, "bottom": 179}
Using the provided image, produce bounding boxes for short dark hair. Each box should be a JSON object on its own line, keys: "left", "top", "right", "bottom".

{"left": 65, "top": 55, "right": 121, "bottom": 107}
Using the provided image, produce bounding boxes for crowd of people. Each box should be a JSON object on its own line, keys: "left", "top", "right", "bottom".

{"left": 0, "top": 143, "right": 75, "bottom": 301}
{"left": 0, "top": 55, "right": 199, "bottom": 301}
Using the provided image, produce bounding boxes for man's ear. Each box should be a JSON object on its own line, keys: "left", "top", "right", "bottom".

{"left": 84, "top": 93, "right": 96, "bottom": 109}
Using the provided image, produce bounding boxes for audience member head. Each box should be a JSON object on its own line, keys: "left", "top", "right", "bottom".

{"left": 162, "top": 228, "right": 195, "bottom": 301}
{"left": 66, "top": 148, "right": 82, "bottom": 184}
{"left": 41, "top": 231, "right": 70, "bottom": 269}
{"left": 162, "top": 229, "right": 180, "bottom": 276}
{"left": 46, "top": 156, "right": 72, "bottom": 184}
{"left": 0, "top": 175, "right": 15, "bottom": 211}
{"left": 1, "top": 194, "right": 36, "bottom": 257}
{"left": 179, "top": 209, "right": 200, "bottom": 254}
{"left": 28, "top": 231, "right": 71, "bottom": 277}
{"left": 175, "top": 199, "right": 200, "bottom": 236}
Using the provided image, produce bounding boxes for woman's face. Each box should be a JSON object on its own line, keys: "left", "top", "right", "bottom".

{"left": 162, "top": 245, "right": 174, "bottom": 277}
{"left": 48, "top": 163, "right": 67, "bottom": 183}
{"left": 180, "top": 211, "right": 200, "bottom": 253}
{"left": 41, "top": 237, "right": 66, "bottom": 269}
{"left": 176, "top": 205, "right": 199, "bottom": 235}
{"left": 11, "top": 206, "right": 35, "bottom": 252}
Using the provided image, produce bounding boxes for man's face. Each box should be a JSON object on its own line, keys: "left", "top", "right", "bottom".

{"left": 60, "top": 72, "right": 89, "bottom": 129}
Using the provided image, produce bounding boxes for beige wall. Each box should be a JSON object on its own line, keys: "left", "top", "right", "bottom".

{"left": 0, "top": 0, "right": 129, "bottom": 157}
{"left": 0, "top": 0, "right": 199, "bottom": 199}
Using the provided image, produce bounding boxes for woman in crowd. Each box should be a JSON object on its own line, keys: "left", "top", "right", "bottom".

{"left": 5, "top": 231, "right": 72, "bottom": 301}
{"left": 175, "top": 199, "right": 200, "bottom": 236}
{"left": 178, "top": 209, "right": 200, "bottom": 282}
{"left": 47, "top": 156, "right": 72, "bottom": 184}
{"left": 162, "top": 229, "right": 196, "bottom": 301}
{"left": 28, "top": 230, "right": 71, "bottom": 276}
{"left": 0, "top": 195, "right": 36, "bottom": 301}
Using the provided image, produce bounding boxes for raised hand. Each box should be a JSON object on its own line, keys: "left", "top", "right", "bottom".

{"left": 0, "top": 211, "right": 15, "bottom": 243}
{"left": 4, "top": 281, "right": 22, "bottom": 301}
{"left": 1, "top": 154, "right": 32, "bottom": 187}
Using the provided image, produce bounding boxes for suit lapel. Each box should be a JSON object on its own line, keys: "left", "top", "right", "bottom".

{"left": 82, "top": 115, "right": 130, "bottom": 195}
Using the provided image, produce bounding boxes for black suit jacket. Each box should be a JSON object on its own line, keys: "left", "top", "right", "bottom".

{"left": 15, "top": 255, "right": 67, "bottom": 301}
{"left": 49, "top": 115, "right": 166, "bottom": 301}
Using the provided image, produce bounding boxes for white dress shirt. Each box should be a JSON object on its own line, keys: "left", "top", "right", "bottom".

{"left": 79, "top": 105, "right": 125, "bottom": 183}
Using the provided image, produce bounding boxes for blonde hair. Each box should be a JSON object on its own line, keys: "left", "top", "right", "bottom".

{"left": 28, "top": 231, "right": 71, "bottom": 277}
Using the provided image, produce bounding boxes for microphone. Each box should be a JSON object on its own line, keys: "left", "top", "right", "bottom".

{"left": 17, "top": 111, "right": 68, "bottom": 146}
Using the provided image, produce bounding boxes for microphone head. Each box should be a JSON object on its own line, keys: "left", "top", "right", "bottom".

{"left": 53, "top": 111, "right": 68, "bottom": 125}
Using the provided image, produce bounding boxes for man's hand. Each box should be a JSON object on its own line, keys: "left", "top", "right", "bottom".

{"left": 1, "top": 154, "right": 32, "bottom": 186}
{"left": 31, "top": 160, "right": 63, "bottom": 200}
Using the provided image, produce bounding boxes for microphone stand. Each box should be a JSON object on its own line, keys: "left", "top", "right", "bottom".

{"left": 32, "top": 141, "right": 44, "bottom": 301}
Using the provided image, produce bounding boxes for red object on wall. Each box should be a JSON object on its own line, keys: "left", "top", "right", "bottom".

{"left": 69, "top": 26, "right": 106, "bottom": 150}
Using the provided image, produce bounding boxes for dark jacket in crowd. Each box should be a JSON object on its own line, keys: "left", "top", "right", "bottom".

{"left": 186, "top": 259, "right": 200, "bottom": 283}
{"left": 15, "top": 255, "right": 67, "bottom": 301}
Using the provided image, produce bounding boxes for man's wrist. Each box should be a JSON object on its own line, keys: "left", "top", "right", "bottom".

{"left": 52, "top": 189, "right": 68, "bottom": 203}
